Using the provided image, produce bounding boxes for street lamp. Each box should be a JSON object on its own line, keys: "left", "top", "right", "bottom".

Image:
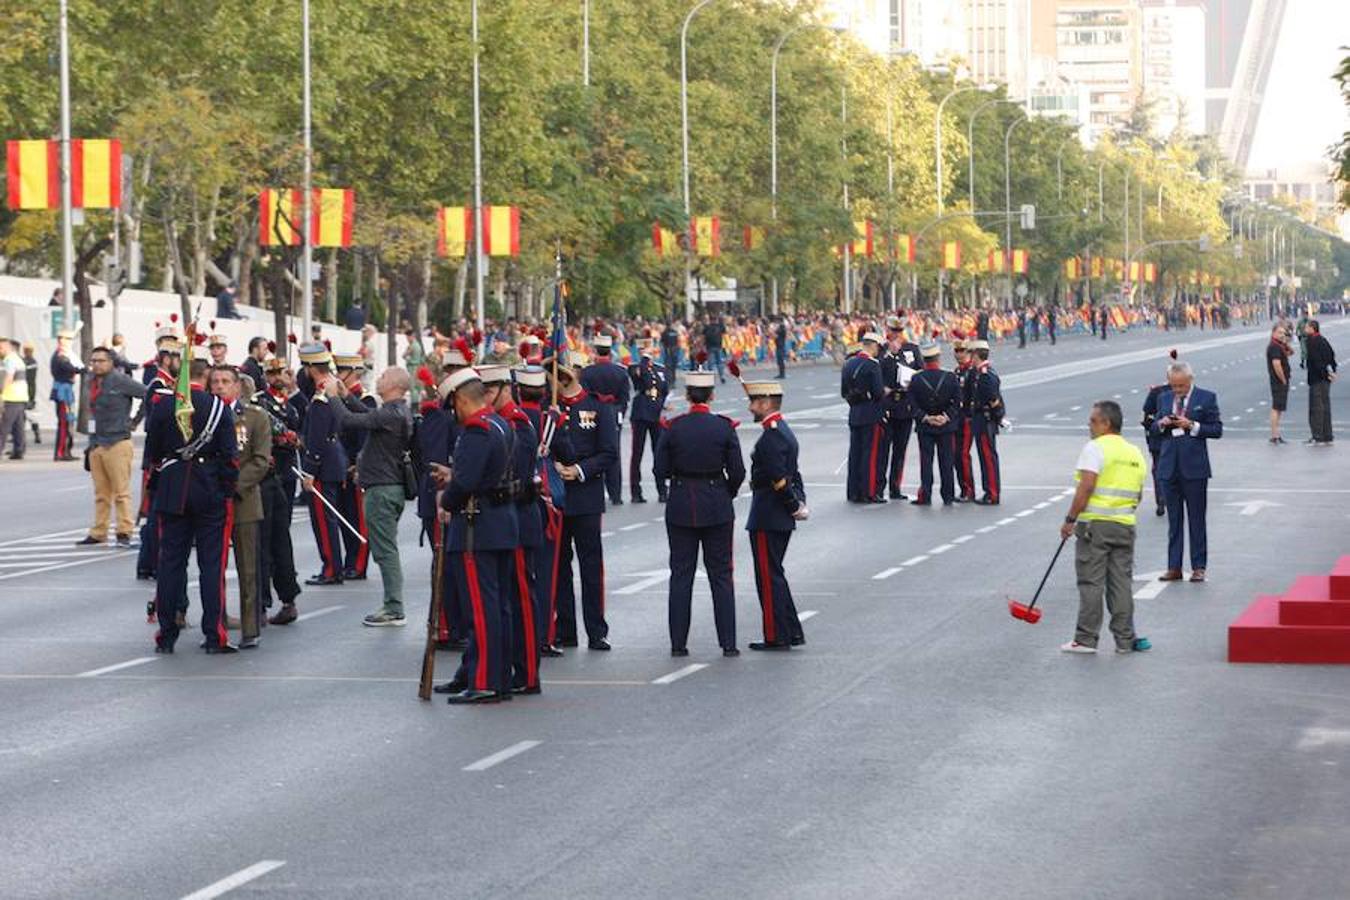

{"left": 680, "top": 0, "right": 718, "bottom": 319}
{"left": 57, "top": 0, "right": 74, "bottom": 325}
{"left": 966, "top": 95, "right": 1018, "bottom": 213}
{"left": 1002, "top": 111, "right": 1028, "bottom": 305}
{"left": 935, "top": 82, "right": 995, "bottom": 214}
{"left": 470, "top": 0, "right": 486, "bottom": 342}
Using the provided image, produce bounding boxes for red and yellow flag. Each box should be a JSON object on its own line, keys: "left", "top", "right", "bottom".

{"left": 1011, "top": 249, "right": 1028, "bottom": 274}
{"left": 1128, "top": 261, "right": 1141, "bottom": 283}
{"left": 260, "top": 189, "right": 304, "bottom": 246}
{"left": 941, "top": 240, "right": 962, "bottom": 270}
{"left": 1090, "top": 256, "right": 1104, "bottom": 278}
{"left": 1144, "top": 262, "right": 1157, "bottom": 283}
{"left": 6, "top": 138, "right": 121, "bottom": 210}
{"left": 312, "top": 188, "right": 355, "bottom": 248}
{"left": 891, "top": 233, "right": 915, "bottom": 264}
{"left": 850, "top": 220, "right": 873, "bottom": 258}
{"left": 987, "top": 250, "right": 1006, "bottom": 273}
{"left": 689, "top": 216, "right": 720, "bottom": 257}
{"left": 652, "top": 224, "right": 680, "bottom": 257}
{"left": 260, "top": 188, "right": 354, "bottom": 247}
{"left": 437, "top": 207, "right": 470, "bottom": 258}
{"left": 483, "top": 205, "right": 520, "bottom": 257}
{"left": 742, "top": 225, "right": 764, "bottom": 252}
{"left": 1064, "top": 258, "right": 1081, "bottom": 280}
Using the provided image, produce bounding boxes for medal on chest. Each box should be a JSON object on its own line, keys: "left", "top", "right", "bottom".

{"left": 578, "top": 410, "right": 597, "bottom": 430}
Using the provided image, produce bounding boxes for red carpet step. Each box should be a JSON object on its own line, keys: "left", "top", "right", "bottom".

{"left": 1229, "top": 556, "right": 1350, "bottom": 664}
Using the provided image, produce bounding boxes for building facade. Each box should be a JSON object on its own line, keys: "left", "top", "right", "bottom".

{"left": 1141, "top": 0, "right": 1207, "bottom": 137}
{"left": 1054, "top": 1, "right": 1144, "bottom": 144}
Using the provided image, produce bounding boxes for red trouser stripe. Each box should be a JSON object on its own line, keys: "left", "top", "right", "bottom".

{"left": 462, "top": 552, "right": 490, "bottom": 691}
{"left": 312, "top": 481, "right": 337, "bottom": 577}
{"left": 218, "top": 500, "right": 235, "bottom": 648}
{"left": 754, "top": 531, "right": 775, "bottom": 642}
{"left": 55, "top": 403, "right": 70, "bottom": 457}
{"left": 514, "top": 548, "right": 537, "bottom": 687}
{"left": 866, "top": 424, "right": 881, "bottom": 497}
{"left": 352, "top": 486, "right": 369, "bottom": 572}
{"left": 979, "top": 433, "right": 999, "bottom": 500}
{"left": 960, "top": 421, "right": 974, "bottom": 492}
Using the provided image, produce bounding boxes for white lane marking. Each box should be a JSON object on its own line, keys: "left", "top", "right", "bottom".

{"left": 1015, "top": 510, "right": 1035, "bottom": 518}
{"left": 600, "top": 531, "right": 616, "bottom": 538}
{"left": 810, "top": 392, "right": 835, "bottom": 399}
{"left": 652, "top": 664, "right": 708, "bottom": 685}
{"left": 1231, "top": 416, "right": 1241, "bottom": 422}
{"left": 929, "top": 544, "right": 955, "bottom": 555}
{"left": 76, "top": 657, "right": 157, "bottom": 678}
{"left": 462, "top": 740, "right": 543, "bottom": 772}
{"left": 1045, "top": 495, "right": 1063, "bottom": 504}
{"left": 54, "top": 484, "right": 88, "bottom": 493}
{"left": 651, "top": 517, "right": 665, "bottom": 523}
{"left": 1042, "top": 413, "right": 1059, "bottom": 419}
{"left": 798, "top": 610, "right": 818, "bottom": 622}
{"left": 976, "top": 525, "right": 997, "bottom": 534}
{"left": 1298, "top": 727, "right": 1350, "bottom": 750}
{"left": 614, "top": 570, "right": 669, "bottom": 595}
{"left": 872, "top": 567, "right": 904, "bottom": 580}
{"left": 619, "top": 523, "right": 648, "bottom": 532}
{"left": 1132, "top": 572, "right": 1170, "bottom": 600}
{"left": 900, "top": 554, "right": 929, "bottom": 566}
{"left": 1033, "top": 502, "right": 1050, "bottom": 510}
{"left": 1069, "top": 405, "right": 1082, "bottom": 411}
{"left": 1258, "top": 400, "right": 1267, "bottom": 406}
{"left": 1245, "top": 408, "right": 1255, "bottom": 414}
{"left": 179, "top": 860, "right": 287, "bottom": 900}
{"left": 0, "top": 528, "right": 87, "bottom": 548}
{"left": 1131, "top": 389, "right": 1139, "bottom": 394}
{"left": 951, "top": 535, "right": 974, "bottom": 544}
{"left": 0, "top": 551, "right": 136, "bottom": 582}
{"left": 997, "top": 517, "right": 1018, "bottom": 525}
{"left": 295, "top": 605, "right": 345, "bottom": 622}
{"left": 1113, "top": 394, "right": 1122, "bottom": 399}
{"left": 832, "top": 457, "right": 847, "bottom": 475}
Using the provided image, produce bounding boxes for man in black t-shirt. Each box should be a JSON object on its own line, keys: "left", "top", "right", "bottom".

{"left": 1266, "top": 324, "right": 1291, "bottom": 444}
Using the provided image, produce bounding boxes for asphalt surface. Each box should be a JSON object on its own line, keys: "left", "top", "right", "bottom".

{"left": 3, "top": 320, "right": 1350, "bottom": 899}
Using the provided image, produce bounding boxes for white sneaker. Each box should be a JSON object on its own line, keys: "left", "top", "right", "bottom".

{"left": 1060, "top": 641, "right": 1097, "bottom": 654}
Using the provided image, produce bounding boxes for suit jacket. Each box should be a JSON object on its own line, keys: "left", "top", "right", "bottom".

{"left": 1153, "top": 386, "right": 1222, "bottom": 481}
{"left": 233, "top": 403, "right": 273, "bottom": 524}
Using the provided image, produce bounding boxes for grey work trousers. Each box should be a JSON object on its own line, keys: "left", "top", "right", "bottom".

{"left": 1073, "top": 519, "right": 1137, "bottom": 650}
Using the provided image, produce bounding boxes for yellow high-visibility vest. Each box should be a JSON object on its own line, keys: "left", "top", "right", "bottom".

{"left": 1076, "top": 433, "right": 1146, "bottom": 526}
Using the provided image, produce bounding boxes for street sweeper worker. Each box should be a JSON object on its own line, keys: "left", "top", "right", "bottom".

{"left": 1058, "top": 400, "right": 1151, "bottom": 655}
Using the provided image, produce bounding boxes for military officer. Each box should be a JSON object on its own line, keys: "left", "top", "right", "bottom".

{"left": 212, "top": 367, "right": 271, "bottom": 647}
{"left": 145, "top": 352, "right": 239, "bottom": 653}
{"left": 334, "top": 353, "right": 374, "bottom": 581}
{"left": 296, "top": 342, "right": 348, "bottom": 585}
{"left": 908, "top": 343, "right": 960, "bottom": 506}
{"left": 953, "top": 336, "right": 978, "bottom": 502}
{"left": 879, "top": 315, "right": 920, "bottom": 501}
{"left": 627, "top": 340, "right": 669, "bottom": 503}
{"left": 50, "top": 329, "right": 82, "bottom": 461}
{"left": 967, "top": 339, "right": 1003, "bottom": 505}
{"left": 579, "top": 333, "right": 630, "bottom": 506}
{"left": 436, "top": 368, "right": 519, "bottom": 705}
{"left": 840, "top": 332, "right": 885, "bottom": 503}
{"left": 136, "top": 327, "right": 182, "bottom": 581}
{"left": 654, "top": 369, "right": 746, "bottom": 657}
{"left": 254, "top": 356, "right": 305, "bottom": 625}
{"left": 550, "top": 351, "right": 618, "bottom": 651}
{"left": 743, "top": 380, "right": 808, "bottom": 651}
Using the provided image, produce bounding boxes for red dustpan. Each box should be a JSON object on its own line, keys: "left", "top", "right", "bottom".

{"left": 1008, "top": 535, "right": 1069, "bottom": 624}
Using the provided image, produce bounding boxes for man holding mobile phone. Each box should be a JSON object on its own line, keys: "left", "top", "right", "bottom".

{"left": 1153, "top": 359, "right": 1223, "bottom": 583}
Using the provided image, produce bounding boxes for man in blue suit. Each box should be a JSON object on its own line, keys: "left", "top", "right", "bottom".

{"left": 1152, "top": 360, "right": 1222, "bottom": 582}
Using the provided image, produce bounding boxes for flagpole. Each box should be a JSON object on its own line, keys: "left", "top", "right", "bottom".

{"left": 471, "top": 0, "right": 487, "bottom": 349}
{"left": 57, "top": 0, "right": 74, "bottom": 325}
{"left": 301, "top": 0, "right": 314, "bottom": 338}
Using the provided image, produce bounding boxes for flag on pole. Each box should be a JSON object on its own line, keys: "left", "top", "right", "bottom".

{"left": 1090, "top": 256, "right": 1103, "bottom": 278}
{"left": 6, "top": 138, "right": 122, "bottom": 210}
{"left": 260, "top": 189, "right": 303, "bottom": 246}
{"left": 175, "top": 319, "right": 197, "bottom": 442}
{"left": 1064, "top": 258, "right": 1080, "bottom": 280}
{"left": 311, "top": 188, "right": 355, "bottom": 248}
{"left": 260, "top": 188, "right": 353, "bottom": 247}
{"left": 742, "top": 225, "right": 764, "bottom": 251}
{"left": 483, "top": 205, "right": 521, "bottom": 257}
{"left": 437, "top": 207, "right": 471, "bottom": 258}
{"left": 987, "top": 250, "right": 1005, "bottom": 273}
{"left": 1011, "top": 249, "right": 1029, "bottom": 274}
{"left": 891, "top": 233, "right": 915, "bottom": 264}
{"left": 1144, "top": 262, "right": 1157, "bottom": 283}
{"left": 1128, "top": 261, "right": 1141, "bottom": 282}
{"left": 941, "top": 240, "right": 962, "bottom": 270}
{"left": 652, "top": 224, "right": 680, "bottom": 256}
{"left": 851, "top": 220, "right": 874, "bottom": 258}
{"left": 689, "top": 216, "right": 720, "bottom": 257}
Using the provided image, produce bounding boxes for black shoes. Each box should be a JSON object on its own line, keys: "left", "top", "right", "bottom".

{"left": 588, "top": 638, "right": 612, "bottom": 651}
{"left": 436, "top": 637, "right": 469, "bottom": 652}
{"left": 790, "top": 635, "right": 806, "bottom": 646}
{"left": 204, "top": 642, "right": 239, "bottom": 654}
{"left": 890, "top": 492, "right": 910, "bottom": 501}
{"left": 115, "top": 534, "right": 132, "bottom": 547}
{"left": 540, "top": 644, "right": 564, "bottom": 657}
{"left": 610, "top": 497, "right": 624, "bottom": 506}
{"left": 671, "top": 647, "right": 689, "bottom": 657}
{"left": 446, "top": 690, "right": 504, "bottom": 705}
{"left": 911, "top": 499, "right": 931, "bottom": 507}
{"left": 973, "top": 497, "right": 999, "bottom": 506}
{"left": 433, "top": 678, "right": 468, "bottom": 695}
{"left": 136, "top": 571, "right": 155, "bottom": 581}
{"left": 75, "top": 536, "right": 102, "bottom": 546}
{"left": 304, "top": 574, "right": 343, "bottom": 586}
{"left": 867, "top": 496, "right": 888, "bottom": 504}
{"left": 723, "top": 648, "right": 740, "bottom": 657}
{"left": 557, "top": 637, "right": 579, "bottom": 648}
{"left": 657, "top": 492, "right": 668, "bottom": 503}
{"left": 955, "top": 495, "right": 974, "bottom": 504}
{"left": 239, "top": 637, "right": 260, "bottom": 649}
{"left": 632, "top": 494, "right": 647, "bottom": 504}
{"left": 154, "top": 633, "right": 177, "bottom": 654}
{"left": 342, "top": 569, "right": 367, "bottom": 581}
{"left": 512, "top": 684, "right": 542, "bottom": 696}
{"left": 749, "top": 641, "right": 791, "bottom": 652}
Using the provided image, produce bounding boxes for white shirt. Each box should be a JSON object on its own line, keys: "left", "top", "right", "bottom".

{"left": 1075, "top": 440, "right": 1104, "bottom": 475}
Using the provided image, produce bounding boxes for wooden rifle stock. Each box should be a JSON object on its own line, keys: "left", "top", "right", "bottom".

{"left": 418, "top": 523, "right": 447, "bottom": 700}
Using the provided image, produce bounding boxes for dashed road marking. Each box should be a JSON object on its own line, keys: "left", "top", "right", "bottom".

{"left": 1231, "top": 416, "right": 1241, "bottom": 422}
{"left": 179, "top": 861, "right": 287, "bottom": 900}
{"left": 872, "top": 567, "right": 904, "bottom": 580}
{"left": 76, "top": 656, "right": 157, "bottom": 678}
{"left": 600, "top": 531, "right": 616, "bottom": 538}
{"left": 976, "top": 525, "right": 997, "bottom": 534}
{"left": 1069, "top": 405, "right": 1082, "bottom": 411}
{"left": 997, "top": 517, "right": 1017, "bottom": 525}
{"left": 652, "top": 664, "right": 708, "bottom": 685}
{"left": 1015, "top": 509, "right": 1035, "bottom": 518}
{"left": 952, "top": 535, "right": 974, "bottom": 544}
{"left": 620, "top": 523, "right": 648, "bottom": 532}
{"left": 798, "top": 610, "right": 818, "bottom": 622}
{"left": 295, "top": 605, "right": 345, "bottom": 622}
{"left": 615, "top": 570, "right": 669, "bottom": 595}
{"left": 462, "top": 740, "right": 543, "bottom": 771}
{"left": 929, "top": 544, "right": 955, "bottom": 555}
{"left": 901, "top": 554, "right": 929, "bottom": 566}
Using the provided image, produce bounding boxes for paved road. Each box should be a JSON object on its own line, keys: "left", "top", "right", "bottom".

{"left": 3, "top": 321, "right": 1349, "bottom": 899}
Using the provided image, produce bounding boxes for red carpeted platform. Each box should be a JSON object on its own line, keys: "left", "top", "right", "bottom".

{"left": 1229, "top": 557, "right": 1350, "bottom": 664}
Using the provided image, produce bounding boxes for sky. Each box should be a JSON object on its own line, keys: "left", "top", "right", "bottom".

{"left": 1233, "top": 0, "right": 1348, "bottom": 175}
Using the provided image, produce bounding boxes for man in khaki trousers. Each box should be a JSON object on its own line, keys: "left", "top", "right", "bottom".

{"left": 212, "top": 368, "right": 272, "bottom": 648}
{"left": 80, "top": 347, "right": 146, "bottom": 547}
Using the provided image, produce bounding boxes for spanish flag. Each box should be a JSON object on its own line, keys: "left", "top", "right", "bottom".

{"left": 1064, "top": 258, "right": 1080, "bottom": 280}
{"left": 1128, "top": 261, "right": 1141, "bottom": 282}
{"left": 1144, "top": 262, "right": 1157, "bottom": 283}
{"left": 1011, "top": 249, "right": 1028, "bottom": 274}
{"left": 312, "top": 188, "right": 355, "bottom": 248}
{"left": 891, "top": 233, "right": 915, "bottom": 264}
{"left": 987, "top": 250, "right": 1005, "bottom": 273}
{"left": 689, "top": 216, "right": 720, "bottom": 257}
{"left": 260, "top": 188, "right": 354, "bottom": 248}
{"left": 437, "top": 206, "right": 470, "bottom": 258}
{"left": 652, "top": 224, "right": 680, "bottom": 256}
{"left": 742, "top": 225, "right": 764, "bottom": 252}
{"left": 941, "top": 240, "right": 961, "bottom": 270}
{"left": 850, "top": 220, "right": 873, "bottom": 258}
{"left": 483, "top": 205, "right": 520, "bottom": 257}
{"left": 6, "top": 138, "right": 122, "bottom": 210}
{"left": 1090, "top": 256, "right": 1103, "bottom": 278}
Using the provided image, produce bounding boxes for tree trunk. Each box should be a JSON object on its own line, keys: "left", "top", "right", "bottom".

{"left": 324, "top": 247, "right": 338, "bottom": 322}
{"left": 352, "top": 248, "right": 364, "bottom": 307}
{"left": 73, "top": 234, "right": 113, "bottom": 432}
{"left": 190, "top": 189, "right": 207, "bottom": 297}
{"left": 236, "top": 216, "right": 257, "bottom": 308}
{"left": 417, "top": 254, "right": 432, "bottom": 333}
{"left": 452, "top": 261, "right": 468, "bottom": 322}
{"left": 162, "top": 215, "right": 195, "bottom": 327}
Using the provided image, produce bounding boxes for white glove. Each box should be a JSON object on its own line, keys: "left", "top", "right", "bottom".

{"left": 792, "top": 505, "right": 810, "bottom": 521}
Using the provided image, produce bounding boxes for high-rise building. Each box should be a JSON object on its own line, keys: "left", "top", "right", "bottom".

{"left": 1053, "top": 1, "right": 1144, "bottom": 144}
{"left": 1141, "top": 1, "right": 1207, "bottom": 137}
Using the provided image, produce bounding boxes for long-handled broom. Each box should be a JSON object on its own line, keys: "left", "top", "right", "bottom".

{"left": 1008, "top": 535, "right": 1069, "bottom": 624}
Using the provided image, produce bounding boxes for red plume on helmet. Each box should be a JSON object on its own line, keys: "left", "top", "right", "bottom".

{"left": 518, "top": 341, "right": 533, "bottom": 359}
{"left": 454, "top": 337, "right": 474, "bottom": 364}
{"left": 169, "top": 313, "right": 179, "bottom": 323}
{"left": 287, "top": 333, "right": 298, "bottom": 344}
{"left": 416, "top": 365, "right": 436, "bottom": 388}
{"left": 322, "top": 339, "right": 332, "bottom": 351}
{"left": 1169, "top": 349, "right": 1178, "bottom": 360}
{"left": 470, "top": 328, "right": 483, "bottom": 347}
{"left": 931, "top": 329, "right": 942, "bottom": 339}
{"left": 727, "top": 359, "right": 741, "bottom": 379}
{"left": 695, "top": 350, "right": 708, "bottom": 366}
{"left": 896, "top": 308, "right": 907, "bottom": 317}
{"left": 193, "top": 332, "right": 207, "bottom": 346}
{"left": 267, "top": 340, "right": 277, "bottom": 353}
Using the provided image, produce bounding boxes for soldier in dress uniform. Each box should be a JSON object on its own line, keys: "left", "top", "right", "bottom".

{"left": 953, "top": 336, "right": 978, "bottom": 502}
{"left": 743, "top": 380, "right": 808, "bottom": 651}
{"left": 579, "top": 333, "right": 631, "bottom": 506}
{"left": 254, "top": 356, "right": 305, "bottom": 625}
{"left": 334, "top": 353, "right": 374, "bottom": 581}
{"left": 136, "top": 327, "right": 183, "bottom": 581}
{"left": 208, "top": 332, "right": 229, "bottom": 368}
{"left": 654, "top": 369, "right": 746, "bottom": 657}
{"left": 840, "top": 332, "right": 886, "bottom": 503}
{"left": 145, "top": 352, "right": 239, "bottom": 654}
{"left": 879, "top": 315, "right": 920, "bottom": 501}
{"left": 435, "top": 368, "right": 520, "bottom": 705}
{"left": 50, "top": 329, "right": 82, "bottom": 461}
{"left": 908, "top": 343, "right": 960, "bottom": 506}
{"left": 296, "top": 342, "right": 348, "bottom": 586}
{"left": 549, "top": 351, "right": 618, "bottom": 651}
{"left": 627, "top": 340, "right": 669, "bottom": 503}
{"left": 967, "top": 339, "right": 1004, "bottom": 506}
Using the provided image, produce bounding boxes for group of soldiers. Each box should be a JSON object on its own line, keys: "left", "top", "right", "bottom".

{"left": 128, "top": 321, "right": 810, "bottom": 706}
{"left": 841, "top": 314, "right": 1005, "bottom": 508}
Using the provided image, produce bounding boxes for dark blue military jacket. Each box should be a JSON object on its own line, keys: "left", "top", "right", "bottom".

{"left": 146, "top": 386, "right": 239, "bottom": 516}
{"left": 415, "top": 403, "right": 459, "bottom": 521}
{"left": 441, "top": 407, "right": 518, "bottom": 552}
{"left": 253, "top": 387, "right": 305, "bottom": 476}
{"left": 580, "top": 358, "right": 631, "bottom": 417}
{"left": 909, "top": 366, "right": 961, "bottom": 435}
{"left": 556, "top": 390, "right": 618, "bottom": 517}
{"left": 880, "top": 342, "right": 920, "bottom": 420}
{"left": 300, "top": 388, "right": 349, "bottom": 483}
{"left": 971, "top": 365, "right": 1004, "bottom": 422}
{"left": 746, "top": 413, "right": 804, "bottom": 533}
{"left": 627, "top": 359, "right": 668, "bottom": 423}
{"left": 654, "top": 404, "right": 745, "bottom": 528}
{"left": 500, "top": 400, "right": 542, "bottom": 549}
{"left": 840, "top": 351, "right": 884, "bottom": 427}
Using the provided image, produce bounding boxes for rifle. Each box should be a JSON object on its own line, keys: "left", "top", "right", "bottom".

{"left": 418, "top": 521, "right": 447, "bottom": 700}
